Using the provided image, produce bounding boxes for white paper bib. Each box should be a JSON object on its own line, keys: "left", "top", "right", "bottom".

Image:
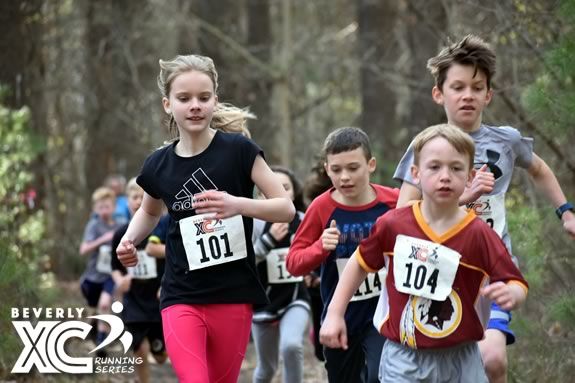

{"left": 180, "top": 214, "right": 247, "bottom": 271}
{"left": 336, "top": 258, "right": 386, "bottom": 302}
{"left": 96, "top": 245, "right": 112, "bottom": 274}
{"left": 266, "top": 248, "right": 303, "bottom": 284}
{"left": 127, "top": 250, "right": 158, "bottom": 279}
{"left": 393, "top": 235, "right": 460, "bottom": 301}
{"left": 467, "top": 192, "right": 506, "bottom": 237}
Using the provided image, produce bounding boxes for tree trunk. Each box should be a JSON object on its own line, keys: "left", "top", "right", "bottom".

{"left": 356, "top": 0, "right": 398, "bottom": 164}
{"left": 245, "top": 0, "right": 274, "bottom": 157}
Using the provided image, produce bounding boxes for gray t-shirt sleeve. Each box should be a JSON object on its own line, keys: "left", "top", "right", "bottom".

{"left": 393, "top": 142, "right": 417, "bottom": 186}
{"left": 507, "top": 126, "right": 534, "bottom": 169}
{"left": 82, "top": 218, "right": 99, "bottom": 242}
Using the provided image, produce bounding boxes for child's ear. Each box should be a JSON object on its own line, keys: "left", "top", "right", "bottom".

{"left": 410, "top": 164, "right": 420, "bottom": 185}
{"left": 485, "top": 88, "right": 493, "bottom": 106}
{"left": 162, "top": 97, "right": 171, "bottom": 114}
{"left": 432, "top": 86, "right": 444, "bottom": 105}
{"left": 368, "top": 157, "right": 376, "bottom": 173}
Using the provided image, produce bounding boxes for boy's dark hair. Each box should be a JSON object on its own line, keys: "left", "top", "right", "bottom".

{"left": 270, "top": 165, "right": 306, "bottom": 212}
{"left": 322, "top": 127, "right": 372, "bottom": 160}
{"left": 427, "top": 34, "right": 496, "bottom": 90}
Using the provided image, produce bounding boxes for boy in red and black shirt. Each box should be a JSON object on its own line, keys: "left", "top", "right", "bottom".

{"left": 287, "top": 127, "right": 398, "bottom": 383}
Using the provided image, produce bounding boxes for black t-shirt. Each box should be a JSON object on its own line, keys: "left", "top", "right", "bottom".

{"left": 111, "top": 224, "right": 165, "bottom": 323}
{"left": 136, "top": 131, "right": 268, "bottom": 309}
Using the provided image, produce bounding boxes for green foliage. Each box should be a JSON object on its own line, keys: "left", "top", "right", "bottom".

{"left": 504, "top": 190, "right": 575, "bottom": 382}
{"left": 505, "top": 190, "right": 547, "bottom": 290}
{"left": 522, "top": 0, "right": 575, "bottom": 139}
{"left": 0, "top": 95, "right": 54, "bottom": 377}
{"left": 549, "top": 293, "right": 575, "bottom": 327}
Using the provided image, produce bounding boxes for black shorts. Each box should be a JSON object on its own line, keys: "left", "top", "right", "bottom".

{"left": 80, "top": 277, "right": 115, "bottom": 308}
{"left": 127, "top": 322, "right": 165, "bottom": 355}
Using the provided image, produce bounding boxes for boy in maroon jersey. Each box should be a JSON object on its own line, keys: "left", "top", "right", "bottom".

{"left": 320, "top": 124, "right": 527, "bottom": 383}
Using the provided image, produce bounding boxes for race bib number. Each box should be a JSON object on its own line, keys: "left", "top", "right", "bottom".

{"left": 393, "top": 235, "right": 460, "bottom": 301}
{"left": 180, "top": 214, "right": 247, "bottom": 271}
{"left": 127, "top": 250, "right": 158, "bottom": 280}
{"left": 96, "top": 245, "right": 112, "bottom": 274}
{"left": 266, "top": 248, "right": 303, "bottom": 284}
{"left": 467, "top": 192, "right": 506, "bottom": 237}
{"left": 336, "top": 258, "right": 386, "bottom": 302}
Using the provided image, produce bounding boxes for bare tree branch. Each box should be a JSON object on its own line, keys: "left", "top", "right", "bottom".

{"left": 188, "top": 12, "right": 282, "bottom": 81}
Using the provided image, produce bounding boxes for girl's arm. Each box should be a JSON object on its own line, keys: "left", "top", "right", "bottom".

{"left": 122, "top": 193, "right": 165, "bottom": 245}
{"left": 246, "top": 155, "right": 295, "bottom": 222}
{"left": 193, "top": 155, "right": 295, "bottom": 222}
{"left": 116, "top": 193, "right": 165, "bottom": 267}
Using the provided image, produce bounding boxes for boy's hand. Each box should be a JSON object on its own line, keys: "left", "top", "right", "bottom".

{"left": 269, "top": 222, "right": 289, "bottom": 242}
{"left": 116, "top": 275, "right": 132, "bottom": 293}
{"left": 481, "top": 281, "right": 518, "bottom": 311}
{"left": 322, "top": 220, "right": 340, "bottom": 251}
{"left": 319, "top": 313, "right": 348, "bottom": 350}
{"left": 116, "top": 239, "right": 138, "bottom": 267}
{"left": 464, "top": 164, "right": 495, "bottom": 204}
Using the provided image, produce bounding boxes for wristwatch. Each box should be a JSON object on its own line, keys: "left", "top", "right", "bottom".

{"left": 555, "top": 202, "right": 574, "bottom": 219}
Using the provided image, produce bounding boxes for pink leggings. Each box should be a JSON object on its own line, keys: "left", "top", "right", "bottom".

{"left": 161, "top": 303, "right": 253, "bottom": 383}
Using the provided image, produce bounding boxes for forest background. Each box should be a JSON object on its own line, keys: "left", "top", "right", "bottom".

{"left": 1, "top": 0, "right": 574, "bottom": 381}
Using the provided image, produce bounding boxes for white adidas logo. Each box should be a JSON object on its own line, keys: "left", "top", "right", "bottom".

{"left": 172, "top": 168, "right": 217, "bottom": 211}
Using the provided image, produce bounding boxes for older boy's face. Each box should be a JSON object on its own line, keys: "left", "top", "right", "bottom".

{"left": 411, "top": 137, "right": 472, "bottom": 206}
{"left": 324, "top": 147, "right": 375, "bottom": 204}
{"left": 432, "top": 64, "right": 493, "bottom": 133}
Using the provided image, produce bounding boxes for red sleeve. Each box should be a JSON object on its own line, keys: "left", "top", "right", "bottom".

{"left": 479, "top": 222, "right": 529, "bottom": 293}
{"left": 286, "top": 198, "right": 330, "bottom": 276}
{"left": 373, "top": 184, "right": 400, "bottom": 209}
{"left": 357, "top": 214, "right": 388, "bottom": 272}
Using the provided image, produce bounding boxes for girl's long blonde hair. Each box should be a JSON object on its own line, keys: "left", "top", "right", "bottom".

{"left": 157, "top": 54, "right": 255, "bottom": 139}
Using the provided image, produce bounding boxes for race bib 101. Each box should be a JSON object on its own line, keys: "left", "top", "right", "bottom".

{"left": 266, "top": 248, "right": 303, "bottom": 284}
{"left": 180, "top": 214, "right": 247, "bottom": 271}
{"left": 393, "top": 235, "right": 460, "bottom": 301}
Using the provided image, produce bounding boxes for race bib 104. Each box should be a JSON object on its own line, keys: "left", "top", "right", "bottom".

{"left": 180, "top": 214, "right": 247, "bottom": 271}
{"left": 393, "top": 235, "right": 460, "bottom": 301}
{"left": 266, "top": 248, "right": 303, "bottom": 284}
{"left": 336, "top": 258, "right": 386, "bottom": 302}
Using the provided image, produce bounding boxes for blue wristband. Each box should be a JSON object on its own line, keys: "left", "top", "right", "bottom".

{"left": 555, "top": 202, "right": 574, "bottom": 219}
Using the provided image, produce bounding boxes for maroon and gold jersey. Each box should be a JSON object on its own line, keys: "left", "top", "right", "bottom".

{"left": 357, "top": 202, "right": 528, "bottom": 349}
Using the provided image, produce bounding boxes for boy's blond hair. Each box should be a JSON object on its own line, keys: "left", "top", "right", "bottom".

{"left": 412, "top": 124, "right": 475, "bottom": 168}
{"left": 125, "top": 177, "right": 143, "bottom": 196}
{"left": 427, "top": 34, "right": 496, "bottom": 90}
{"left": 91, "top": 186, "right": 116, "bottom": 205}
